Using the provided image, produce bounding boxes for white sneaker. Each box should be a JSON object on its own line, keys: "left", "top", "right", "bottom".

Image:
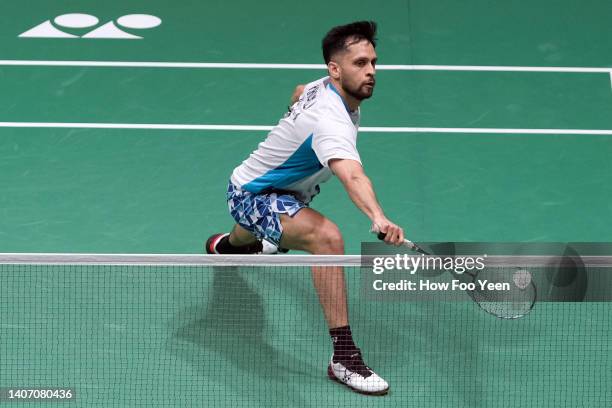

{"left": 327, "top": 349, "right": 389, "bottom": 395}
{"left": 260, "top": 239, "right": 289, "bottom": 254}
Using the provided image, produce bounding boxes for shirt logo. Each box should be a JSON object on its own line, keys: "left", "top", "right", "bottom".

{"left": 302, "top": 85, "right": 320, "bottom": 110}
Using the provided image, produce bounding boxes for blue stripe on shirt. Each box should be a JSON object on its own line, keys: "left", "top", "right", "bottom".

{"left": 242, "top": 134, "right": 323, "bottom": 193}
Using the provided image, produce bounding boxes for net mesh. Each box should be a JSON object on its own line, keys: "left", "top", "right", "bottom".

{"left": 0, "top": 255, "right": 611, "bottom": 407}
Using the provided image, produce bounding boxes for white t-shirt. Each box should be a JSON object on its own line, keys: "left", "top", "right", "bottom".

{"left": 230, "top": 76, "right": 361, "bottom": 204}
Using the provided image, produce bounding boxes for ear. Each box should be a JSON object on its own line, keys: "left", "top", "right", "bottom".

{"left": 327, "top": 61, "right": 341, "bottom": 80}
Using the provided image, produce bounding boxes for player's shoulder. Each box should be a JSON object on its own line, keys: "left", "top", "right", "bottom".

{"left": 297, "top": 76, "right": 329, "bottom": 110}
{"left": 293, "top": 77, "right": 354, "bottom": 131}
{"left": 299, "top": 78, "right": 341, "bottom": 114}
{"left": 303, "top": 75, "right": 331, "bottom": 91}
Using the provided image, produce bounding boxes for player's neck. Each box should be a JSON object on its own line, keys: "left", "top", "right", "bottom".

{"left": 329, "top": 79, "right": 360, "bottom": 112}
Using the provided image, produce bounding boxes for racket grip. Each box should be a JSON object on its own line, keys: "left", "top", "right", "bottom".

{"left": 377, "top": 231, "right": 411, "bottom": 247}
{"left": 377, "top": 231, "right": 410, "bottom": 245}
{"left": 375, "top": 231, "right": 428, "bottom": 254}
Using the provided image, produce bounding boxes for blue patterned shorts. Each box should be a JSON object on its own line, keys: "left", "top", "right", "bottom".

{"left": 227, "top": 181, "right": 306, "bottom": 246}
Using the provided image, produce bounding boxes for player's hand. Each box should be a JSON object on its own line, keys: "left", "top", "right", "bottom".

{"left": 371, "top": 218, "right": 404, "bottom": 246}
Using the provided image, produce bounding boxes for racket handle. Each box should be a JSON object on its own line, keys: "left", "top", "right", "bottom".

{"left": 376, "top": 232, "right": 429, "bottom": 254}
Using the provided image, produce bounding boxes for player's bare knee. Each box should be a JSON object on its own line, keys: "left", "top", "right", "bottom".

{"left": 314, "top": 223, "right": 344, "bottom": 254}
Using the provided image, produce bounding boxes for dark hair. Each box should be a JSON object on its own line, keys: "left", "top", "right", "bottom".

{"left": 322, "top": 21, "right": 377, "bottom": 64}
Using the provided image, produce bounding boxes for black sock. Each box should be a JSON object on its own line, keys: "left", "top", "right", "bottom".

{"left": 330, "top": 325, "right": 359, "bottom": 362}
{"left": 216, "top": 235, "right": 262, "bottom": 254}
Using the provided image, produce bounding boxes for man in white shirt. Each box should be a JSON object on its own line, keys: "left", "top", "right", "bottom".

{"left": 207, "top": 21, "right": 404, "bottom": 395}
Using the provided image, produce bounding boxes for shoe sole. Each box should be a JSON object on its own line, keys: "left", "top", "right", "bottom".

{"left": 327, "top": 365, "right": 389, "bottom": 396}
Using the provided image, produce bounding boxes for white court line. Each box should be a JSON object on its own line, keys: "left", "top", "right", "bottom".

{"left": 0, "top": 59, "right": 611, "bottom": 74}
{"left": 0, "top": 122, "right": 273, "bottom": 131}
{"left": 1, "top": 122, "right": 612, "bottom": 135}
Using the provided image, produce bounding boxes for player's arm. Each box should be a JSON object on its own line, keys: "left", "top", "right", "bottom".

{"left": 290, "top": 85, "right": 305, "bottom": 105}
{"left": 329, "top": 158, "right": 404, "bottom": 245}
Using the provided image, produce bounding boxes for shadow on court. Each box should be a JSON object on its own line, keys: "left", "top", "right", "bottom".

{"left": 168, "top": 266, "right": 319, "bottom": 407}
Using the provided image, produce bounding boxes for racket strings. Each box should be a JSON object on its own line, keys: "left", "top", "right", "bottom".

{"left": 467, "top": 266, "right": 536, "bottom": 319}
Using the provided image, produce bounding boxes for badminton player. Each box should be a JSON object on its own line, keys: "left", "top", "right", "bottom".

{"left": 206, "top": 21, "right": 404, "bottom": 395}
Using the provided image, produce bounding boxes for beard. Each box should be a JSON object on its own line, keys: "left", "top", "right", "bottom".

{"left": 342, "top": 79, "right": 375, "bottom": 101}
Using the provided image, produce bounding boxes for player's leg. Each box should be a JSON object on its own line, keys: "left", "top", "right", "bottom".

{"left": 279, "top": 209, "right": 389, "bottom": 395}
{"left": 229, "top": 223, "right": 258, "bottom": 246}
{"left": 229, "top": 223, "right": 291, "bottom": 253}
{"left": 279, "top": 208, "right": 348, "bottom": 328}
{"left": 206, "top": 182, "right": 286, "bottom": 254}
{"left": 210, "top": 182, "right": 386, "bottom": 393}
{"left": 207, "top": 223, "right": 288, "bottom": 254}
{"left": 205, "top": 230, "right": 263, "bottom": 254}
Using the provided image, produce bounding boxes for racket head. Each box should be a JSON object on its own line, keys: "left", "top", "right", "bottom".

{"left": 464, "top": 266, "right": 537, "bottom": 319}
{"left": 373, "top": 231, "right": 536, "bottom": 318}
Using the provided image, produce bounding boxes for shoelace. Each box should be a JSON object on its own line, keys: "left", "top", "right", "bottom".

{"left": 338, "top": 349, "right": 373, "bottom": 378}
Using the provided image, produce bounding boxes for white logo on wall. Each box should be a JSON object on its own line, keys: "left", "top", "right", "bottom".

{"left": 19, "top": 13, "right": 162, "bottom": 39}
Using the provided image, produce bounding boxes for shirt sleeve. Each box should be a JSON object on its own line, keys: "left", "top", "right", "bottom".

{"left": 311, "top": 116, "right": 361, "bottom": 168}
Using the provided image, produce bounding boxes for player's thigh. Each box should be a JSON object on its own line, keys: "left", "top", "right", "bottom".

{"left": 279, "top": 208, "right": 344, "bottom": 254}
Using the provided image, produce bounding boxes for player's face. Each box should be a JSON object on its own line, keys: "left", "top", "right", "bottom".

{"left": 337, "top": 39, "right": 377, "bottom": 101}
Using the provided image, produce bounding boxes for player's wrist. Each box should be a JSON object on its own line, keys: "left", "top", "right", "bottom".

{"left": 370, "top": 214, "right": 388, "bottom": 228}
